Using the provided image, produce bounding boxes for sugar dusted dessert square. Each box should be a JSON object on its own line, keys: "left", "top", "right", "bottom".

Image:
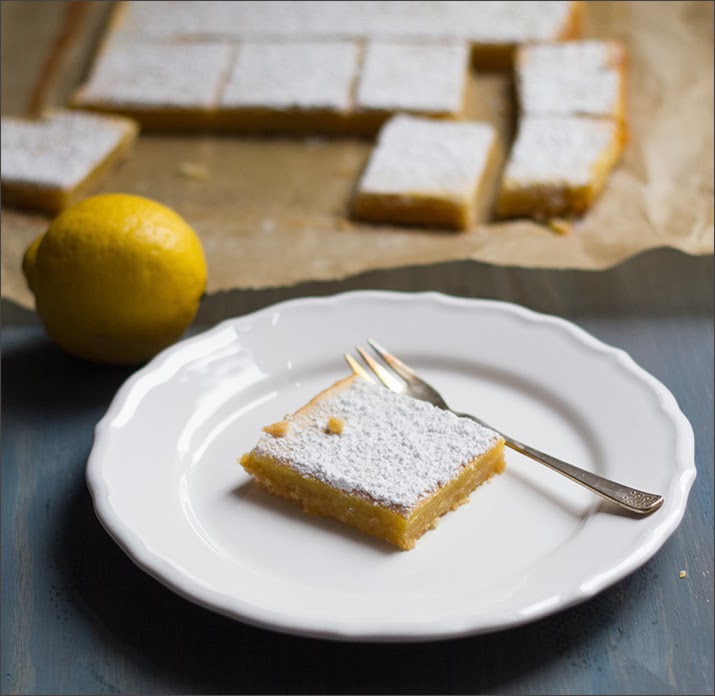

{"left": 351, "top": 114, "right": 501, "bottom": 230}
{"left": 496, "top": 115, "right": 622, "bottom": 220}
{"left": 72, "top": 38, "right": 234, "bottom": 130}
{"left": 240, "top": 375, "right": 506, "bottom": 550}
{"left": 0, "top": 110, "right": 138, "bottom": 215}
{"left": 516, "top": 40, "right": 627, "bottom": 137}
{"left": 217, "top": 40, "right": 361, "bottom": 134}
{"left": 354, "top": 41, "right": 470, "bottom": 134}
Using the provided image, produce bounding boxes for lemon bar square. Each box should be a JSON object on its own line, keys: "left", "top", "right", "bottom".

{"left": 0, "top": 110, "right": 138, "bottom": 215}
{"left": 72, "top": 38, "right": 234, "bottom": 130}
{"left": 351, "top": 114, "right": 501, "bottom": 230}
{"left": 240, "top": 375, "right": 506, "bottom": 550}
{"left": 353, "top": 41, "right": 470, "bottom": 135}
{"left": 217, "top": 40, "right": 361, "bottom": 134}
{"left": 496, "top": 115, "right": 622, "bottom": 219}
{"left": 516, "top": 40, "right": 627, "bottom": 139}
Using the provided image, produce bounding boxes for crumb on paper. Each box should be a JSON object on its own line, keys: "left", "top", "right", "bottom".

{"left": 177, "top": 162, "right": 210, "bottom": 180}
{"left": 263, "top": 420, "right": 289, "bottom": 437}
{"left": 326, "top": 416, "right": 345, "bottom": 434}
{"left": 679, "top": 570, "right": 687, "bottom": 578}
{"left": 304, "top": 136, "right": 327, "bottom": 149}
{"left": 546, "top": 218, "right": 574, "bottom": 235}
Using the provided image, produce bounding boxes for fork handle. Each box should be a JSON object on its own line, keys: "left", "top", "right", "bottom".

{"left": 457, "top": 414, "right": 664, "bottom": 515}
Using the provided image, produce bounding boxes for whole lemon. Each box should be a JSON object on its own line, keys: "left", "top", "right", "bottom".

{"left": 23, "top": 193, "right": 207, "bottom": 365}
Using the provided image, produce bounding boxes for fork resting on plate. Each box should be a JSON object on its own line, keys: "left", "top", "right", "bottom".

{"left": 345, "top": 339, "right": 664, "bottom": 516}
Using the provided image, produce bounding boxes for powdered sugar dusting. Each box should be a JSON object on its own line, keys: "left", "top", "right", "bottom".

{"left": 357, "top": 114, "right": 496, "bottom": 197}
{"left": 253, "top": 377, "right": 500, "bottom": 514}
{"left": 114, "top": 1, "right": 575, "bottom": 44}
{"left": 502, "top": 116, "right": 617, "bottom": 186}
{"left": 356, "top": 41, "right": 469, "bottom": 114}
{"left": 221, "top": 41, "right": 360, "bottom": 110}
{"left": 518, "top": 41, "right": 624, "bottom": 118}
{"left": 462, "top": 1, "right": 574, "bottom": 43}
{"left": 1, "top": 110, "right": 134, "bottom": 189}
{"left": 112, "top": 0, "right": 232, "bottom": 40}
{"left": 76, "top": 39, "right": 233, "bottom": 108}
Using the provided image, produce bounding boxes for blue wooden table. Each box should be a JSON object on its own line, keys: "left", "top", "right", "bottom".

{"left": 2, "top": 249, "right": 713, "bottom": 695}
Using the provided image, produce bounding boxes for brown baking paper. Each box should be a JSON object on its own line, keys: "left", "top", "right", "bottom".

{"left": 2, "top": 1, "right": 713, "bottom": 310}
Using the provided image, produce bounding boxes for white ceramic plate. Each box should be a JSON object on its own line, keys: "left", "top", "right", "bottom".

{"left": 87, "top": 291, "right": 695, "bottom": 641}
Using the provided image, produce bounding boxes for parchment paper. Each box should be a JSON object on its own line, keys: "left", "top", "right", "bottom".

{"left": 2, "top": 1, "right": 713, "bottom": 310}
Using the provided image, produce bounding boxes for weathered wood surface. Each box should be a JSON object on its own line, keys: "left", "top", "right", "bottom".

{"left": 2, "top": 249, "right": 713, "bottom": 695}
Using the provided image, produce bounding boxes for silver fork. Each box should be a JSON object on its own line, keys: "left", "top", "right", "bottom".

{"left": 345, "top": 339, "right": 664, "bottom": 516}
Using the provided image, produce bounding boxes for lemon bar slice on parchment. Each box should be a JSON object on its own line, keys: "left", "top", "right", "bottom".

{"left": 516, "top": 40, "right": 628, "bottom": 140}
{"left": 72, "top": 39, "right": 234, "bottom": 130}
{"left": 352, "top": 40, "right": 471, "bottom": 135}
{"left": 217, "top": 40, "right": 361, "bottom": 134}
{"left": 240, "top": 375, "right": 506, "bottom": 550}
{"left": 496, "top": 115, "right": 622, "bottom": 220}
{"left": 351, "top": 114, "right": 501, "bottom": 230}
{"left": 1, "top": 109, "right": 138, "bottom": 215}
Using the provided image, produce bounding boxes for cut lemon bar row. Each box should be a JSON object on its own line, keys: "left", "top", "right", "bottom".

{"left": 72, "top": 37, "right": 471, "bottom": 135}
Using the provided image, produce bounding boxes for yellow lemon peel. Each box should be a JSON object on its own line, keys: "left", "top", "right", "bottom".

{"left": 23, "top": 193, "right": 207, "bottom": 365}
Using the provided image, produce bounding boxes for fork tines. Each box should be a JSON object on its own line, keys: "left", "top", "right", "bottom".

{"left": 345, "top": 339, "right": 410, "bottom": 393}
